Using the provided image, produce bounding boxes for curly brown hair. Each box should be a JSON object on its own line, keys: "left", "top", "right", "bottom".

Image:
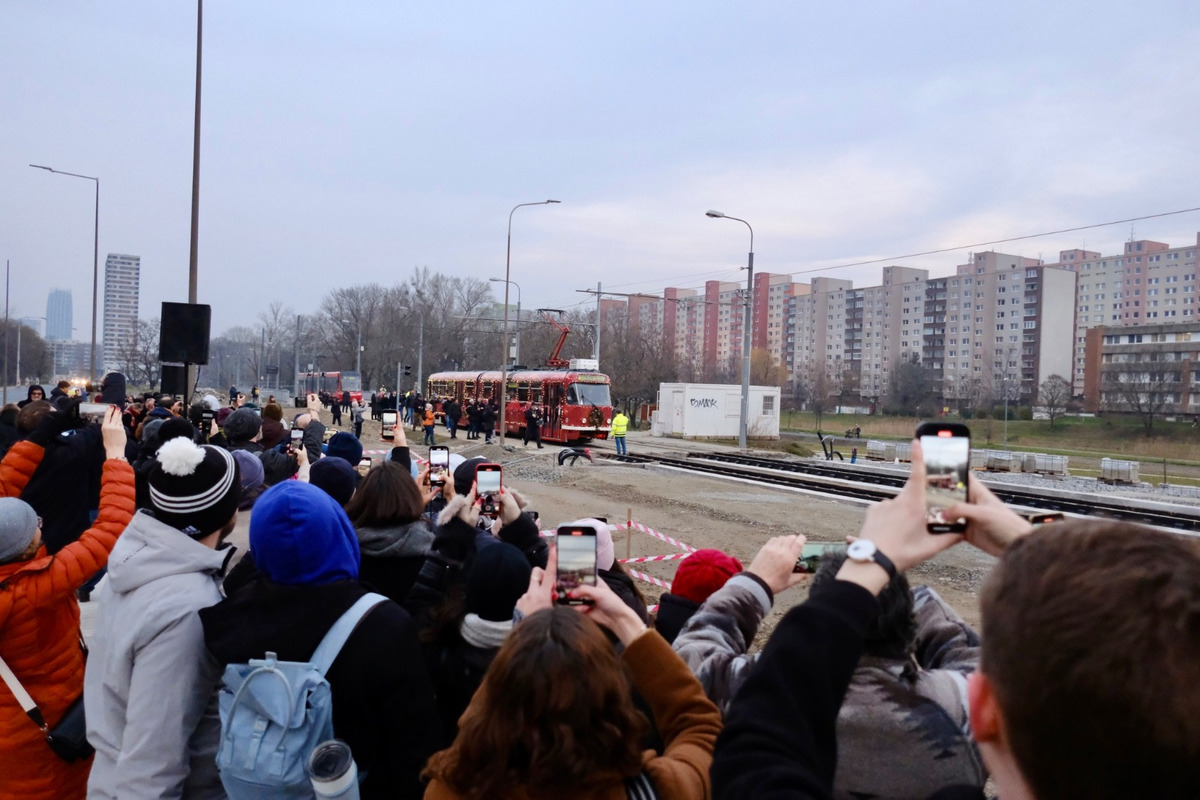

{"left": 423, "top": 607, "right": 649, "bottom": 798}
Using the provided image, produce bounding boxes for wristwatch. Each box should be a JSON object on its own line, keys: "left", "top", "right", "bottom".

{"left": 846, "top": 539, "right": 897, "bottom": 580}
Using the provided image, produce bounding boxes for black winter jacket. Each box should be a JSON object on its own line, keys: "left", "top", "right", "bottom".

{"left": 653, "top": 592, "right": 701, "bottom": 644}
{"left": 600, "top": 565, "right": 650, "bottom": 624}
{"left": 201, "top": 579, "right": 441, "bottom": 800}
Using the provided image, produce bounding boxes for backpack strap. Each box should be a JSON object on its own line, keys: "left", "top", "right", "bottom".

{"left": 311, "top": 592, "right": 388, "bottom": 676}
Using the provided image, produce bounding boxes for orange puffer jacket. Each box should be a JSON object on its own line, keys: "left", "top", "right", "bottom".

{"left": 0, "top": 449, "right": 136, "bottom": 800}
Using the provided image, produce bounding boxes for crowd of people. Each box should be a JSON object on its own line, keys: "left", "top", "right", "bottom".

{"left": 0, "top": 372, "right": 1197, "bottom": 799}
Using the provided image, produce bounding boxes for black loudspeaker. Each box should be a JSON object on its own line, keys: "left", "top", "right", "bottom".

{"left": 161, "top": 364, "right": 188, "bottom": 395}
{"left": 159, "top": 302, "right": 212, "bottom": 364}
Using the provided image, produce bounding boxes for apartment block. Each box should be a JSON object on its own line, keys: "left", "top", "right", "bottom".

{"left": 1044, "top": 234, "right": 1200, "bottom": 394}
{"left": 1082, "top": 321, "right": 1200, "bottom": 415}
{"left": 45, "top": 288, "right": 73, "bottom": 341}
{"left": 102, "top": 253, "right": 140, "bottom": 372}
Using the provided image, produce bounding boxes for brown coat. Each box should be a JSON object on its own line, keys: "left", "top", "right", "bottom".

{"left": 0, "top": 452, "right": 136, "bottom": 800}
{"left": 424, "top": 629, "right": 722, "bottom": 800}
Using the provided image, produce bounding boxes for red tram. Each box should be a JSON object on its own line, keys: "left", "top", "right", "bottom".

{"left": 427, "top": 368, "right": 614, "bottom": 444}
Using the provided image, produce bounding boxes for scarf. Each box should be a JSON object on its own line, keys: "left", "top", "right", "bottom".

{"left": 459, "top": 613, "right": 513, "bottom": 650}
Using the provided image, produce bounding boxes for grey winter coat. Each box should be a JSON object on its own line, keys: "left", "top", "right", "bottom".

{"left": 84, "top": 510, "right": 232, "bottom": 800}
{"left": 673, "top": 575, "right": 987, "bottom": 799}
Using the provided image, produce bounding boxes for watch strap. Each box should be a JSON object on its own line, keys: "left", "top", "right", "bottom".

{"left": 871, "top": 549, "right": 897, "bottom": 580}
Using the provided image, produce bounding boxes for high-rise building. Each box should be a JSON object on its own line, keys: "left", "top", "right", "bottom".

{"left": 46, "top": 288, "right": 72, "bottom": 341}
{"left": 102, "top": 253, "right": 140, "bottom": 372}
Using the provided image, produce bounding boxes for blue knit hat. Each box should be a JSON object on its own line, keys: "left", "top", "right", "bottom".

{"left": 326, "top": 432, "right": 363, "bottom": 465}
{"left": 249, "top": 481, "right": 360, "bottom": 586}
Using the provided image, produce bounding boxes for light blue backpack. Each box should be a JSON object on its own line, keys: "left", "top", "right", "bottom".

{"left": 216, "top": 593, "right": 387, "bottom": 798}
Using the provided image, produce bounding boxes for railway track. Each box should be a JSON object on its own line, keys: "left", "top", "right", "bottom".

{"left": 600, "top": 451, "right": 1200, "bottom": 534}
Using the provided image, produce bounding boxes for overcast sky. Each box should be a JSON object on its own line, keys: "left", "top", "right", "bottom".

{"left": 3, "top": 1, "right": 1198, "bottom": 340}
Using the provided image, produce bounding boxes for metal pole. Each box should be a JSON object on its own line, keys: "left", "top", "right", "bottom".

{"left": 186, "top": 0, "right": 203, "bottom": 399}
{"left": 594, "top": 281, "right": 601, "bottom": 362}
{"left": 3, "top": 261, "right": 8, "bottom": 405}
{"left": 15, "top": 326, "right": 20, "bottom": 386}
{"left": 355, "top": 324, "right": 361, "bottom": 374}
{"left": 741, "top": 249, "right": 754, "bottom": 449}
{"left": 416, "top": 311, "right": 424, "bottom": 392}
{"left": 514, "top": 288, "right": 521, "bottom": 366}
{"left": 498, "top": 200, "right": 560, "bottom": 442}
{"left": 293, "top": 314, "right": 301, "bottom": 401}
{"left": 91, "top": 179, "right": 99, "bottom": 382}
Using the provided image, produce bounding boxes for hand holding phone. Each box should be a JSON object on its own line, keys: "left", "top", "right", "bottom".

{"left": 915, "top": 422, "right": 971, "bottom": 533}
{"left": 475, "top": 463, "right": 502, "bottom": 516}
{"left": 428, "top": 445, "right": 450, "bottom": 486}
{"left": 555, "top": 525, "right": 597, "bottom": 605}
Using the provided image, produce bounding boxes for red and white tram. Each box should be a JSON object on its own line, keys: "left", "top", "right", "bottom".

{"left": 427, "top": 368, "right": 614, "bottom": 444}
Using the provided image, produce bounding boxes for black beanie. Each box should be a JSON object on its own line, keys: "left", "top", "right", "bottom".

{"left": 454, "top": 456, "right": 490, "bottom": 496}
{"left": 466, "top": 542, "right": 532, "bottom": 622}
{"left": 148, "top": 437, "right": 241, "bottom": 538}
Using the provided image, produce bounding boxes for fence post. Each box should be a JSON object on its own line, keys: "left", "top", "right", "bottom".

{"left": 626, "top": 506, "right": 633, "bottom": 562}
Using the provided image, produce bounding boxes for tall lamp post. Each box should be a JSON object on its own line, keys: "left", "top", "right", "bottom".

{"left": 499, "top": 200, "right": 560, "bottom": 443}
{"left": 706, "top": 210, "right": 754, "bottom": 450}
{"left": 398, "top": 307, "right": 424, "bottom": 393}
{"left": 30, "top": 164, "right": 99, "bottom": 382}
{"left": 489, "top": 277, "right": 522, "bottom": 366}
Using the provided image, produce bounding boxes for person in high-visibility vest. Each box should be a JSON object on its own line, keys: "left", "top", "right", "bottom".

{"left": 611, "top": 408, "right": 629, "bottom": 455}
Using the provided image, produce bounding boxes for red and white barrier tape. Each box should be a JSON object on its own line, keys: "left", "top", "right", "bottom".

{"left": 618, "top": 553, "right": 691, "bottom": 564}
{"left": 612, "top": 521, "right": 696, "bottom": 553}
{"left": 625, "top": 567, "right": 672, "bottom": 590}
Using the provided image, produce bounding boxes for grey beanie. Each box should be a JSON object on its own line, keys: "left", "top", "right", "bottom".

{"left": 224, "top": 407, "right": 262, "bottom": 443}
{"left": 0, "top": 497, "right": 40, "bottom": 562}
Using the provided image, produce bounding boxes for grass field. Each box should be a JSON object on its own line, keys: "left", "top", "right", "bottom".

{"left": 780, "top": 411, "right": 1200, "bottom": 466}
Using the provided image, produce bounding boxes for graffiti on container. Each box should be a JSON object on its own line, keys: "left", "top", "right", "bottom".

{"left": 690, "top": 398, "right": 718, "bottom": 408}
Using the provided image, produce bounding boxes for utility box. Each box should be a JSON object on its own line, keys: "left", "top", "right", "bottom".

{"left": 653, "top": 383, "right": 781, "bottom": 440}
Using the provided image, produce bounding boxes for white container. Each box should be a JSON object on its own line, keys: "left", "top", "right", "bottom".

{"left": 894, "top": 442, "right": 912, "bottom": 463}
{"left": 1100, "top": 458, "right": 1139, "bottom": 484}
{"left": 866, "top": 440, "right": 887, "bottom": 460}
{"left": 308, "top": 740, "right": 360, "bottom": 800}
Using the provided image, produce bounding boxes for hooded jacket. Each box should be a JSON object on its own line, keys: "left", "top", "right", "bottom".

{"left": 356, "top": 519, "right": 436, "bottom": 605}
{"left": 0, "top": 457, "right": 134, "bottom": 800}
{"left": 17, "top": 384, "right": 46, "bottom": 409}
{"left": 84, "top": 510, "right": 233, "bottom": 800}
{"left": 678, "top": 575, "right": 986, "bottom": 799}
{"left": 202, "top": 482, "right": 441, "bottom": 799}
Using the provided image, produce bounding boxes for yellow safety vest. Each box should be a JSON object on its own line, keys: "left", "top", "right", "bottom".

{"left": 612, "top": 413, "right": 628, "bottom": 436}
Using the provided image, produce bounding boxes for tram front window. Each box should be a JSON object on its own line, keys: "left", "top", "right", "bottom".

{"left": 567, "top": 382, "right": 611, "bottom": 407}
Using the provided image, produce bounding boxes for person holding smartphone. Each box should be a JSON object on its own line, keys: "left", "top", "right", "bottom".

{"left": 423, "top": 547, "right": 722, "bottom": 799}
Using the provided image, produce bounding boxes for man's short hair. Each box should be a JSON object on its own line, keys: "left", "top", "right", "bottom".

{"left": 980, "top": 521, "right": 1200, "bottom": 800}
{"left": 16, "top": 400, "right": 53, "bottom": 433}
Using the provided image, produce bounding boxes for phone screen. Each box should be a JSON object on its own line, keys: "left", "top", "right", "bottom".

{"left": 920, "top": 431, "right": 970, "bottom": 532}
{"left": 429, "top": 447, "right": 449, "bottom": 484}
{"left": 556, "top": 526, "right": 597, "bottom": 600}
{"left": 793, "top": 542, "right": 842, "bottom": 574}
{"left": 79, "top": 402, "right": 109, "bottom": 419}
{"left": 290, "top": 428, "right": 303, "bottom": 441}
{"left": 476, "top": 467, "right": 501, "bottom": 495}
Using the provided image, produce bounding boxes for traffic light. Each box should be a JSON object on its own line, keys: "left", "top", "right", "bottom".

{"left": 403, "top": 364, "right": 412, "bottom": 376}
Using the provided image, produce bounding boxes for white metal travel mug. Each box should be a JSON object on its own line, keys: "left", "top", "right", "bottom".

{"left": 306, "top": 739, "right": 360, "bottom": 800}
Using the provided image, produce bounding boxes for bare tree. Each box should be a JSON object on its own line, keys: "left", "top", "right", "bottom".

{"left": 1037, "top": 374, "right": 1071, "bottom": 428}
{"left": 796, "top": 358, "right": 837, "bottom": 432}
{"left": 1101, "top": 353, "right": 1180, "bottom": 433}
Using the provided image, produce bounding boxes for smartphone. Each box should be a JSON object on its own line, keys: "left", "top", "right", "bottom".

{"left": 475, "top": 463, "right": 502, "bottom": 516}
{"left": 793, "top": 542, "right": 843, "bottom": 574}
{"left": 555, "top": 525, "right": 597, "bottom": 604}
{"left": 78, "top": 402, "right": 109, "bottom": 421}
{"left": 428, "top": 445, "right": 450, "bottom": 486}
{"left": 915, "top": 422, "right": 971, "bottom": 533}
{"left": 290, "top": 428, "right": 303, "bottom": 443}
{"left": 356, "top": 457, "right": 372, "bottom": 477}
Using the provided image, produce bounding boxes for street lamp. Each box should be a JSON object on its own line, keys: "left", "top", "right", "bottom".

{"left": 489, "top": 277, "right": 522, "bottom": 365}
{"left": 499, "top": 200, "right": 560, "bottom": 444}
{"left": 30, "top": 164, "right": 99, "bottom": 382}
{"left": 706, "top": 210, "right": 754, "bottom": 450}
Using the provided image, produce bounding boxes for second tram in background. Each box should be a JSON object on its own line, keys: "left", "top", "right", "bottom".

{"left": 428, "top": 359, "right": 613, "bottom": 444}
{"left": 295, "top": 370, "right": 363, "bottom": 406}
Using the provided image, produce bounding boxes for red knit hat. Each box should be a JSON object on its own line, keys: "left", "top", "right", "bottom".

{"left": 671, "top": 549, "right": 744, "bottom": 604}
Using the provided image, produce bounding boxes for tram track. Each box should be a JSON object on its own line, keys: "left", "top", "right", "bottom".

{"left": 600, "top": 451, "right": 1200, "bottom": 534}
